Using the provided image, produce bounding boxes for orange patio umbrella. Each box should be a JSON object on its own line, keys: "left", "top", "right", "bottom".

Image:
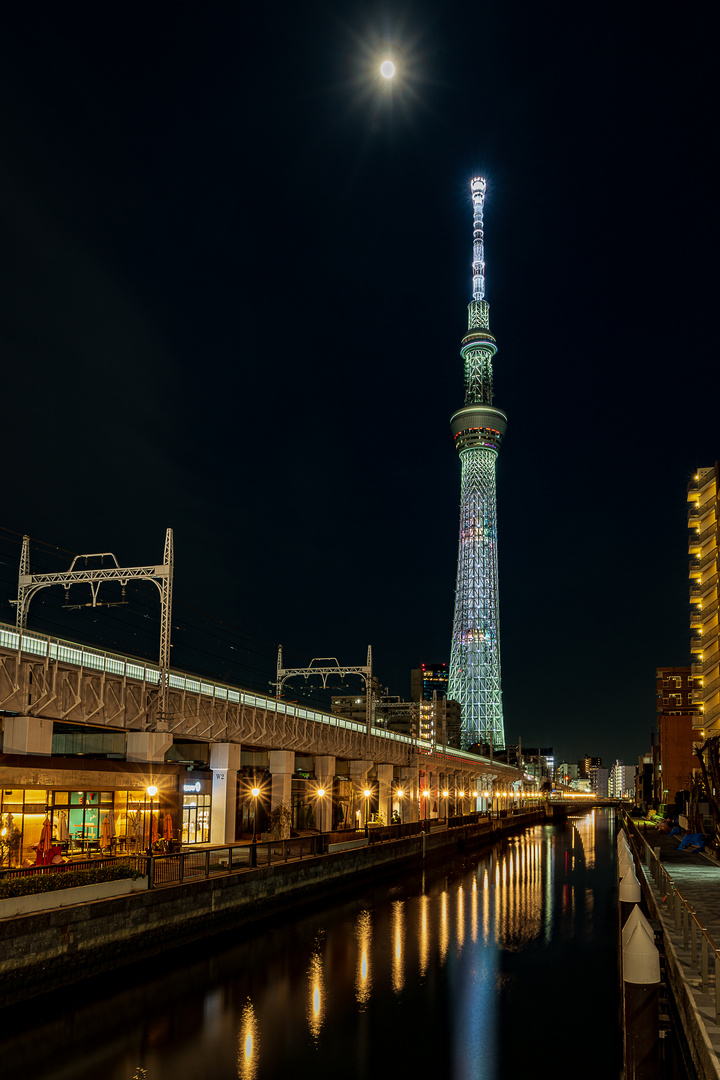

{"left": 150, "top": 814, "right": 159, "bottom": 844}
{"left": 163, "top": 813, "right": 173, "bottom": 841}
{"left": 39, "top": 816, "right": 52, "bottom": 853}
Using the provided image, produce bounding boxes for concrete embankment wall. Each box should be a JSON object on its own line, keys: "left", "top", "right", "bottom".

{"left": 0, "top": 810, "right": 550, "bottom": 1006}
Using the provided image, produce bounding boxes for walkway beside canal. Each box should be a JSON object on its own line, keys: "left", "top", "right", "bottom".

{"left": 625, "top": 817, "right": 720, "bottom": 1080}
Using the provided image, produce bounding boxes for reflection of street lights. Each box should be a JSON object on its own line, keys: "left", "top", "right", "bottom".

{"left": 147, "top": 785, "right": 158, "bottom": 854}
{"left": 364, "top": 788, "right": 371, "bottom": 836}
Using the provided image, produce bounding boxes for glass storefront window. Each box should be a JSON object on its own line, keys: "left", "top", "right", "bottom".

{"left": 1, "top": 784, "right": 181, "bottom": 866}
{"left": 182, "top": 794, "right": 211, "bottom": 844}
{"left": 0, "top": 789, "right": 49, "bottom": 865}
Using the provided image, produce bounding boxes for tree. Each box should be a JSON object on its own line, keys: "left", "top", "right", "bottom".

{"left": 268, "top": 801, "right": 292, "bottom": 841}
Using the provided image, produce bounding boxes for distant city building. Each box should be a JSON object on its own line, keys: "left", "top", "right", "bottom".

{"left": 590, "top": 765, "right": 609, "bottom": 798}
{"left": 688, "top": 465, "right": 719, "bottom": 737}
{"left": 580, "top": 755, "right": 601, "bottom": 779}
{"left": 635, "top": 752, "right": 654, "bottom": 810}
{"left": 410, "top": 662, "right": 449, "bottom": 702}
{"left": 557, "top": 762, "right": 579, "bottom": 785}
{"left": 331, "top": 691, "right": 416, "bottom": 738}
{"left": 609, "top": 760, "right": 627, "bottom": 798}
{"left": 410, "top": 663, "right": 461, "bottom": 747}
{"left": 655, "top": 665, "right": 700, "bottom": 806}
{"left": 494, "top": 746, "right": 554, "bottom": 782}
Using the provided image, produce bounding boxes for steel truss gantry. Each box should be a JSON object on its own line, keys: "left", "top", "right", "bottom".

{"left": 275, "top": 645, "right": 373, "bottom": 734}
{"left": 11, "top": 529, "right": 174, "bottom": 726}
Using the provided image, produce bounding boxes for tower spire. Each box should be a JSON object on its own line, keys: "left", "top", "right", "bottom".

{"left": 448, "top": 176, "right": 507, "bottom": 752}
{"left": 471, "top": 175, "right": 486, "bottom": 302}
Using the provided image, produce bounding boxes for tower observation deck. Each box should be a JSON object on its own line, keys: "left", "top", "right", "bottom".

{"left": 448, "top": 177, "right": 507, "bottom": 751}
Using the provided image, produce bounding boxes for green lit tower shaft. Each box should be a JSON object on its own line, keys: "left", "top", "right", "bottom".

{"left": 448, "top": 177, "right": 507, "bottom": 751}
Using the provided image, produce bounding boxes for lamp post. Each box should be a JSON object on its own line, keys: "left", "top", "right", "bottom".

{"left": 397, "top": 788, "right": 404, "bottom": 826}
{"left": 422, "top": 788, "right": 429, "bottom": 830}
{"left": 251, "top": 787, "right": 260, "bottom": 844}
{"left": 442, "top": 790, "right": 449, "bottom": 824}
{"left": 147, "top": 784, "right": 158, "bottom": 855}
{"left": 458, "top": 790, "right": 465, "bottom": 818}
{"left": 364, "top": 788, "right": 371, "bottom": 836}
{"left": 316, "top": 788, "right": 325, "bottom": 833}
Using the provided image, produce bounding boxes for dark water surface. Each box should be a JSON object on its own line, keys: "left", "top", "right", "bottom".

{"left": 2, "top": 810, "right": 622, "bottom": 1080}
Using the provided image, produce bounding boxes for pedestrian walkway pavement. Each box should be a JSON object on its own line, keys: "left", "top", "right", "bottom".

{"left": 627, "top": 820, "right": 720, "bottom": 1078}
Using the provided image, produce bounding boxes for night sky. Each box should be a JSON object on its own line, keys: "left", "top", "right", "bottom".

{"left": 0, "top": 2, "right": 716, "bottom": 771}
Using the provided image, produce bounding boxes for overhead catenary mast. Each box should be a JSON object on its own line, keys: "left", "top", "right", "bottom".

{"left": 448, "top": 177, "right": 507, "bottom": 751}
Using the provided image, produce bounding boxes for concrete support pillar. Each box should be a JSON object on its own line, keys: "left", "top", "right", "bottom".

{"left": 458, "top": 772, "right": 469, "bottom": 814}
{"left": 269, "top": 750, "right": 295, "bottom": 838}
{"left": 210, "top": 742, "right": 242, "bottom": 845}
{"left": 399, "top": 766, "right": 418, "bottom": 822}
{"left": 2, "top": 715, "right": 53, "bottom": 755}
{"left": 127, "top": 731, "right": 173, "bottom": 763}
{"left": 428, "top": 771, "right": 439, "bottom": 818}
{"left": 376, "top": 763, "right": 393, "bottom": 826}
{"left": 349, "top": 760, "right": 373, "bottom": 830}
{"left": 314, "top": 755, "right": 335, "bottom": 833}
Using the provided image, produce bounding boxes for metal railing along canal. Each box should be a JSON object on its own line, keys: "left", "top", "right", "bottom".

{"left": 625, "top": 814, "right": 720, "bottom": 1025}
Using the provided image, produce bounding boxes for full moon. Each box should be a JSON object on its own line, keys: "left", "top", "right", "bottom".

{"left": 380, "top": 60, "right": 395, "bottom": 79}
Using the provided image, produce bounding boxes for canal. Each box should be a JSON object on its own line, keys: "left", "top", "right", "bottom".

{"left": 1, "top": 809, "right": 623, "bottom": 1080}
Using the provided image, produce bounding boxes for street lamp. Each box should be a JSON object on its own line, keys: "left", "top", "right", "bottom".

{"left": 364, "top": 788, "right": 371, "bottom": 835}
{"left": 442, "top": 790, "right": 449, "bottom": 823}
{"left": 397, "top": 788, "right": 404, "bottom": 825}
{"left": 422, "top": 788, "right": 429, "bottom": 830}
{"left": 251, "top": 786, "right": 260, "bottom": 844}
{"left": 316, "top": 788, "right": 325, "bottom": 832}
{"left": 458, "top": 790, "right": 465, "bottom": 817}
{"left": 147, "top": 784, "right": 158, "bottom": 854}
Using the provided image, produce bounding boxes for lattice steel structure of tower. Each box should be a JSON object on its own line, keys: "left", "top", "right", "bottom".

{"left": 448, "top": 177, "right": 507, "bottom": 751}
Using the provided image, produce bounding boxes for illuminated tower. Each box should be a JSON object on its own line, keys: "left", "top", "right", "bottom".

{"left": 448, "top": 177, "right": 507, "bottom": 751}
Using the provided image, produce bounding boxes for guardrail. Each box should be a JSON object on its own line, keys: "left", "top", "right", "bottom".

{"left": 625, "top": 815, "right": 720, "bottom": 1024}
{"left": 0, "top": 855, "right": 147, "bottom": 880}
{"left": 146, "top": 834, "right": 328, "bottom": 887}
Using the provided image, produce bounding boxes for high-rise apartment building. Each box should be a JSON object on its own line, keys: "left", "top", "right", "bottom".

{"left": 448, "top": 177, "right": 507, "bottom": 751}
{"left": 410, "top": 663, "right": 449, "bottom": 702}
{"left": 655, "top": 665, "right": 700, "bottom": 805}
{"left": 590, "top": 765, "right": 609, "bottom": 798}
{"left": 688, "top": 466, "right": 719, "bottom": 735}
{"left": 410, "top": 663, "right": 461, "bottom": 747}
{"left": 580, "top": 756, "right": 601, "bottom": 779}
{"left": 609, "top": 760, "right": 627, "bottom": 798}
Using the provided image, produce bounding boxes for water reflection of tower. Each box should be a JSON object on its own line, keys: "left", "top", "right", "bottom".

{"left": 448, "top": 177, "right": 507, "bottom": 751}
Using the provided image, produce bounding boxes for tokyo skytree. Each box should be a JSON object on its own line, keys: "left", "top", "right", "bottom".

{"left": 448, "top": 177, "right": 507, "bottom": 751}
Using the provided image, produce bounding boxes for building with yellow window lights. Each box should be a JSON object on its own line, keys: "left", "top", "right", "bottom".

{"left": 688, "top": 465, "right": 719, "bottom": 735}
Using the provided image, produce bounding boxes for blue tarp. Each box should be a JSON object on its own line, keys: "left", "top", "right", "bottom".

{"left": 679, "top": 833, "right": 705, "bottom": 851}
